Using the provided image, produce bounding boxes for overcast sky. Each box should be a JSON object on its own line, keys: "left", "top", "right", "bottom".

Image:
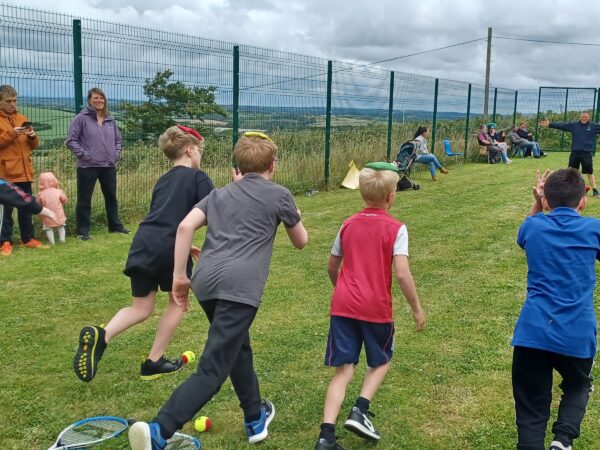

{"left": 11, "top": 0, "right": 600, "bottom": 90}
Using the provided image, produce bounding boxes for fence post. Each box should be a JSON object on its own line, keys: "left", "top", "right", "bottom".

{"left": 431, "top": 78, "right": 439, "bottom": 154}
{"left": 512, "top": 90, "right": 518, "bottom": 126}
{"left": 592, "top": 88, "right": 598, "bottom": 123}
{"left": 72, "top": 19, "right": 83, "bottom": 113}
{"left": 386, "top": 71, "right": 394, "bottom": 161}
{"left": 492, "top": 87, "right": 497, "bottom": 123}
{"left": 464, "top": 84, "right": 472, "bottom": 159}
{"left": 534, "top": 87, "right": 542, "bottom": 142}
{"left": 232, "top": 46, "right": 239, "bottom": 151}
{"left": 560, "top": 88, "right": 569, "bottom": 152}
{"left": 324, "top": 61, "right": 332, "bottom": 186}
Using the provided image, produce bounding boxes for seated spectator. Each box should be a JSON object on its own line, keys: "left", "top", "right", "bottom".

{"left": 488, "top": 123, "right": 512, "bottom": 164}
{"left": 509, "top": 126, "right": 539, "bottom": 157}
{"left": 412, "top": 126, "right": 449, "bottom": 181}
{"left": 517, "top": 122, "right": 547, "bottom": 157}
{"left": 477, "top": 124, "right": 508, "bottom": 164}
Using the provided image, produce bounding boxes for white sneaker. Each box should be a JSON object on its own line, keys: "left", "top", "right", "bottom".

{"left": 506, "top": 159, "right": 513, "bottom": 164}
{"left": 549, "top": 440, "right": 572, "bottom": 450}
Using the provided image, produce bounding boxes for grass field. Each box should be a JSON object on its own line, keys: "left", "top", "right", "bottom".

{"left": 2, "top": 154, "right": 600, "bottom": 449}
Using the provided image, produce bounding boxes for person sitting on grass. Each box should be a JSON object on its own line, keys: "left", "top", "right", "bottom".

{"left": 128, "top": 132, "right": 308, "bottom": 450}
{"left": 412, "top": 126, "right": 449, "bottom": 181}
{"left": 314, "top": 162, "right": 425, "bottom": 450}
{"left": 512, "top": 168, "right": 600, "bottom": 450}
{"left": 73, "top": 125, "right": 214, "bottom": 383}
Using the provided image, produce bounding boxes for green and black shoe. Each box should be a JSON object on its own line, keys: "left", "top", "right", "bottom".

{"left": 73, "top": 325, "right": 107, "bottom": 382}
{"left": 140, "top": 356, "right": 183, "bottom": 381}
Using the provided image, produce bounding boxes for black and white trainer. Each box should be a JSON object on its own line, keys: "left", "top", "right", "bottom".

{"left": 343, "top": 407, "right": 380, "bottom": 440}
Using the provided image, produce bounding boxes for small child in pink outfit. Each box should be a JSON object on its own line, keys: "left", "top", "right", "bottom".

{"left": 37, "top": 172, "right": 68, "bottom": 244}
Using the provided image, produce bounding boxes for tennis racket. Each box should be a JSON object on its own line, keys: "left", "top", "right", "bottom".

{"left": 166, "top": 432, "right": 202, "bottom": 449}
{"left": 47, "top": 416, "right": 129, "bottom": 449}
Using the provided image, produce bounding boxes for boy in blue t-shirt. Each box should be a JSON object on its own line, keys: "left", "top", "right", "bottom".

{"left": 512, "top": 168, "right": 600, "bottom": 450}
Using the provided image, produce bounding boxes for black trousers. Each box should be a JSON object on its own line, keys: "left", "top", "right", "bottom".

{"left": 155, "top": 299, "right": 261, "bottom": 438}
{"left": 0, "top": 181, "right": 35, "bottom": 244}
{"left": 512, "top": 346, "right": 594, "bottom": 450}
{"left": 76, "top": 167, "right": 123, "bottom": 235}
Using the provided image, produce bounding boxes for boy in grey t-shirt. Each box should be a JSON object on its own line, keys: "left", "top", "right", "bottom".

{"left": 129, "top": 132, "right": 308, "bottom": 450}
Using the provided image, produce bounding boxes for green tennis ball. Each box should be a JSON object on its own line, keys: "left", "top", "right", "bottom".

{"left": 181, "top": 351, "right": 196, "bottom": 364}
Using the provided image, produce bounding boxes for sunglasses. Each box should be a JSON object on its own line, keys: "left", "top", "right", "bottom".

{"left": 243, "top": 131, "right": 274, "bottom": 142}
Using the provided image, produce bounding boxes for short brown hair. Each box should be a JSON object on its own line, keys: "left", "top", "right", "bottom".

{"left": 159, "top": 126, "right": 204, "bottom": 161}
{"left": 359, "top": 168, "right": 399, "bottom": 203}
{"left": 234, "top": 135, "right": 277, "bottom": 174}
{"left": 87, "top": 87, "right": 109, "bottom": 116}
{"left": 0, "top": 85, "right": 17, "bottom": 101}
{"left": 543, "top": 168, "right": 585, "bottom": 209}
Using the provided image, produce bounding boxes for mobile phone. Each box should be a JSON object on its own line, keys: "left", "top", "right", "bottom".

{"left": 21, "top": 121, "right": 32, "bottom": 127}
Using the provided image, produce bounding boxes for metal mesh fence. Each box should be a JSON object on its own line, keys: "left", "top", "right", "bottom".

{"left": 2, "top": 4, "right": 598, "bottom": 226}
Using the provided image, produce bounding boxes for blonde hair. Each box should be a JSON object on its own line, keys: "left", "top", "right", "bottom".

{"left": 159, "top": 126, "right": 204, "bottom": 161}
{"left": 0, "top": 85, "right": 17, "bottom": 101}
{"left": 359, "top": 168, "right": 399, "bottom": 203}
{"left": 87, "top": 87, "right": 109, "bottom": 116}
{"left": 234, "top": 135, "right": 277, "bottom": 174}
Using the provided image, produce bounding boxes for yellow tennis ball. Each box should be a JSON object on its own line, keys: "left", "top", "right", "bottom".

{"left": 194, "top": 415, "right": 212, "bottom": 432}
{"left": 181, "top": 351, "right": 196, "bottom": 364}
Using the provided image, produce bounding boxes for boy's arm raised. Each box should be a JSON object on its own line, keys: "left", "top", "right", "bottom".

{"left": 173, "top": 208, "right": 207, "bottom": 309}
{"left": 393, "top": 254, "right": 425, "bottom": 331}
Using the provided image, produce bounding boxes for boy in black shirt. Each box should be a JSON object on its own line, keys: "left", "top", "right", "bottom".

{"left": 73, "top": 125, "right": 214, "bottom": 382}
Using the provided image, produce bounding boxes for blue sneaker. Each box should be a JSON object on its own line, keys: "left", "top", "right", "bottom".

{"left": 244, "top": 399, "right": 275, "bottom": 443}
{"left": 129, "top": 422, "right": 167, "bottom": 450}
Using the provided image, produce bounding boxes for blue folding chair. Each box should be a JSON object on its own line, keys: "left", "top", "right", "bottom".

{"left": 443, "top": 139, "right": 464, "bottom": 168}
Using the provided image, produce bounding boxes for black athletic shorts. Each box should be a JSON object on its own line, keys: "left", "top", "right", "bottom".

{"left": 569, "top": 151, "right": 593, "bottom": 174}
{"left": 130, "top": 273, "right": 173, "bottom": 297}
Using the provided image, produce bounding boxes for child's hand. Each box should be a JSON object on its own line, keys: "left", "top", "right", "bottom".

{"left": 533, "top": 169, "right": 551, "bottom": 204}
{"left": 413, "top": 308, "right": 425, "bottom": 332}
{"left": 172, "top": 275, "right": 191, "bottom": 311}
{"left": 231, "top": 167, "right": 243, "bottom": 182}
{"left": 190, "top": 246, "right": 201, "bottom": 263}
{"left": 39, "top": 207, "right": 57, "bottom": 223}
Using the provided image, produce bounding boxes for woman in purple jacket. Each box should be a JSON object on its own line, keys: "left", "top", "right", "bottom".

{"left": 66, "top": 88, "right": 129, "bottom": 240}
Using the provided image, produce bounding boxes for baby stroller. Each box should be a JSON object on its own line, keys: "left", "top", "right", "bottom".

{"left": 393, "top": 141, "right": 420, "bottom": 191}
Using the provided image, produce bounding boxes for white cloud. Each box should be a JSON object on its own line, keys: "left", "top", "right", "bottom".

{"left": 8, "top": 0, "right": 600, "bottom": 89}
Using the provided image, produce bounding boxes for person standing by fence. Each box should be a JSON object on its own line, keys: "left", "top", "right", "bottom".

{"left": 541, "top": 112, "right": 600, "bottom": 198}
{"left": 0, "top": 84, "right": 44, "bottom": 256}
{"left": 65, "top": 87, "right": 129, "bottom": 240}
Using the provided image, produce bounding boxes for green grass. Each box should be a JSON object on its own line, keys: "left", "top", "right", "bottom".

{"left": 2, "top": 154, "right": 600, "bottom": 449}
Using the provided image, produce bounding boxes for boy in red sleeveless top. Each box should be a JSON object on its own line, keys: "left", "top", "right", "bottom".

{"left": 315, "top": 162, "right": 425, "bottom": 450}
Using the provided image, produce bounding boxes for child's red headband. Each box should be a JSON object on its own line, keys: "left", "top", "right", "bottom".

{"left": 176, "top": 125, "right": 204, "bottom": 141}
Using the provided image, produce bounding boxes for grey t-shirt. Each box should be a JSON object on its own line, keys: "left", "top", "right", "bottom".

{"left": 191, "top": 173, "right": 301, "bottom": 307}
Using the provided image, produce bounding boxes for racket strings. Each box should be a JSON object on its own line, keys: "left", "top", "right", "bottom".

{"left": 61, "top": 419, "right": 127, "bottom": 444}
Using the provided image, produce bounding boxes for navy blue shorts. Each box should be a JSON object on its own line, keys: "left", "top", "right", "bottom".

{"left": 324, "top": 316, "right": 395, "bottom": 368}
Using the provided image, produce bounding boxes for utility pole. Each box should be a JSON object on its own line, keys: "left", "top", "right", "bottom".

{"left": 483, "top": 27, "right": 492, "bottom": 116}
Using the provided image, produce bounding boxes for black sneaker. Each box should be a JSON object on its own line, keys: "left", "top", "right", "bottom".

{"left": 140, "top": 356, "right": 183, "bottom": 380}
{"left": 593, "top": 189, "right": 600, "bottom": 198}
{"left": 73, "top": 325, "right": 106, "bottom": 382}
{"left": 343, "top": 407, "right": 380, "bottom": 440}
{"left": 315, "top": 437, "right": 346, "bottom": 449}
{"left": 77, "top": 234, "right": 91, "bottom": 241}
{"left": 110, "top": 227, "right": 130, "bottom": 235}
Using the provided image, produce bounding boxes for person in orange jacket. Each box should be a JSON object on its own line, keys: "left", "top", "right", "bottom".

{"left": 0, "top": 85, "right": 42, "bottom": 256}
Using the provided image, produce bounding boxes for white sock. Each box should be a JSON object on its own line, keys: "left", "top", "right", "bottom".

{"left": 58, "top": 226, "right": 66, "bottom": 243}
{"left": 45, "top": 229, "right": 55, "bottom": 245}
